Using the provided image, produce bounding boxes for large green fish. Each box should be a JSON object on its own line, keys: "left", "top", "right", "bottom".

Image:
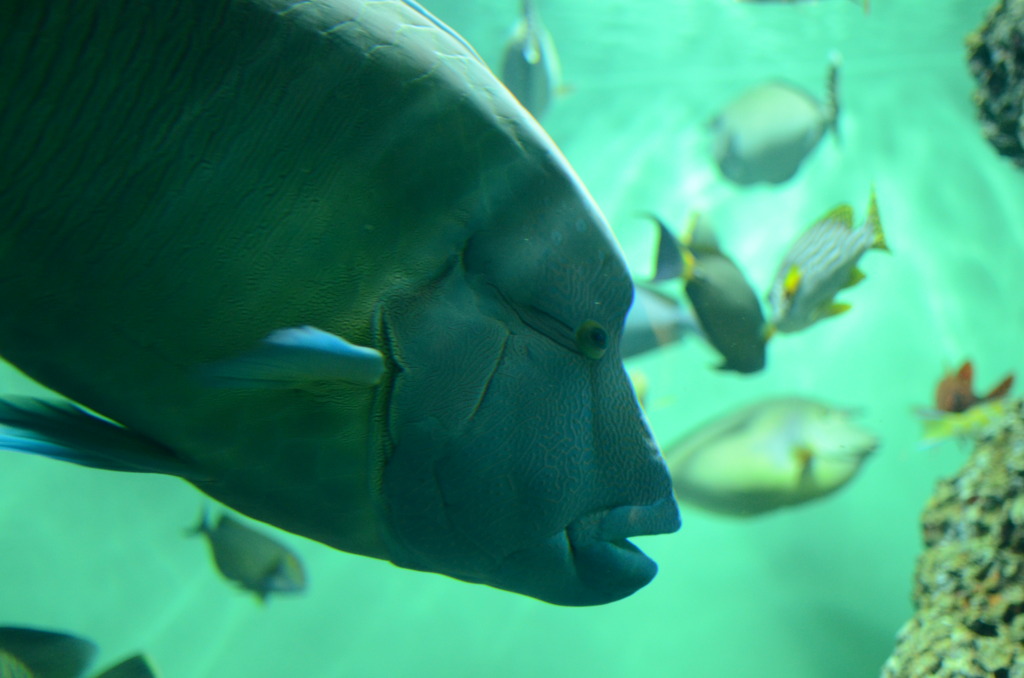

{"left": 0, "top": 0, "right": 678, "bottom": 605}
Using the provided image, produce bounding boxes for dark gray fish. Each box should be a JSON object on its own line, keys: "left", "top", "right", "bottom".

{"left": 712, "top": 54, "right": 841, "bottom": 185}
{"left": 191, "top": 508, "right": 307, "bottom": 601}
{"left": 500, "top": 0, "right": 562, "bottom": 119}
{"left": 650, "top": 215, "right": 767, "bottom": 374}
{"left": 0, "top": 627, "right": 96, "bottom": 678}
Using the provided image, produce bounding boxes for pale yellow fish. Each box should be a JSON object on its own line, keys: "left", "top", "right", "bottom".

{"left": 665, "top": 397, "right": 877, "bottom": 515}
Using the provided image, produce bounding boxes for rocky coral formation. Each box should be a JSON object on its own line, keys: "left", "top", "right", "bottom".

{"left": 967, "top": 0, "right": 1024, "bottom": 168}
{"left": 881, "top": 399, "right": 1024, "bottom": 678}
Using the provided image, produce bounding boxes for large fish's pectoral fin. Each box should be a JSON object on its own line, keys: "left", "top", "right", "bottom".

{"left": 201, "top": 326, "right": 384, "bottom": 389}
{"left": 0, "top": 398, "right": 205, "bottom": 478}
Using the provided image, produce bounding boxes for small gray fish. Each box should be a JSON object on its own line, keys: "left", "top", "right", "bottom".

{"left": 620, "top": 284, "right": 702, "bottom": 360}
{"left": 0, "top": 627, "right": 96, "bottom": 678}
{"left": 0, "top": 628, "right": 156, "bottom": 678}
{"left": 650, "top": 214, "right": 767, "bottom": 374}
{"left": 767, "top": 189, "right": 886, "bottom": 334}
{"left": 191, "top": 507, "right": 307, "bottom": 601}
{"left": 500, "top": 0, "right": 562, "bottom": 119}
{"left": 712, "top": 54, "right": 840, "bottom": 185}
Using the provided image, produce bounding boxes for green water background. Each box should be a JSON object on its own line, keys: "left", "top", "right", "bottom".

{"left": 0, "top": 0, "right": 1020, "bottom": 676}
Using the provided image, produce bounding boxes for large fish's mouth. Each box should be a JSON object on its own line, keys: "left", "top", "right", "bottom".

{"left": 495, "top": 495, "right": 681, "bottom": 606}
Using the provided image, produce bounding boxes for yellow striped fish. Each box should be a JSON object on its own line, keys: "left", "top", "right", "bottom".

{"left": 767, "top": 190, "right": 887, "bottom": 334}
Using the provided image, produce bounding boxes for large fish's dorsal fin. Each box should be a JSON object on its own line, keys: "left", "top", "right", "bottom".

{"left": 864, "top": 187, "right": 888, "bottom": 251}
{"left": 0, "top": 398, "right": 208, "bottom": 479}
{"left": 201, "top": 326, "right": 384, "bottom": 389}
{"left": 646, "top": 213, "right": 685, "bottom": 282}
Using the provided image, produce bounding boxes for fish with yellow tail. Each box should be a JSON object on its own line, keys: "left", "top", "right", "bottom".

{"left": 665, "top": 397, "right": 877, "bottom": 516}
{"left": 766, "top": 190, "right": 887, "bottom": 335}
{"left": 649, "top": 213, "right": 767, "bottom": 374}
{"left": 190, "top": 507, "right": 307, "bottom": 602}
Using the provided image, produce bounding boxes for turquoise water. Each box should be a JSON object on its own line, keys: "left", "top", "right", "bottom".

{"left": 1, "top": 0, "right": 1020, "bottom": 676}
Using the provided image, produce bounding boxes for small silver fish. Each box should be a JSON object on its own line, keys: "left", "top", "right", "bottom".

{"left": 191, "top": 508, "right": 307, "bottom": 601}
{"left": 712, "top": 54, "right": 840, "bottom": 185}
{"left": 767, "top": 189, "right": 886, "bottom": 334}
{"left": 500, "top": 0, "right": 562, "bottom": 119}
{"left": 665, "top": 397, "right": 877, "bottom": 515}
{"left": 621, "top": 284, "right": 702, "bottom": 360}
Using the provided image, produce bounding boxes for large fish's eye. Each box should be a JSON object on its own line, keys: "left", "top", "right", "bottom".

{"left": 575, "top": 320, "right": 608, "bottom": 360}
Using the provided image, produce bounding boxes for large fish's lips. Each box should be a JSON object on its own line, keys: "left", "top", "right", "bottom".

{"left": 491, "top": 495, "right": 680, "bottom": 606}
{"left": 565, "top": 496, "right": 681, "bottom": 599}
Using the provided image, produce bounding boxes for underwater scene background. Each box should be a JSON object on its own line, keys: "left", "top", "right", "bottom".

{"left": 1, "top": 0, "right": 1021, "bottom": 676}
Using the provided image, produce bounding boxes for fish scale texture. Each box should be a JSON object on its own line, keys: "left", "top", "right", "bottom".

{"left": 967, "top": 0, "right": 1024, "bottom": 169}
{"left": 881, "top": 399, "right": 1024, "bottom": 678}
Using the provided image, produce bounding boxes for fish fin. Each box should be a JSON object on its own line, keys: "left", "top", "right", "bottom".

{"left": 958, "top": 360, "right": 975, "bottom": 385}
{"left": 681, "top": 249, "right": 700, "bottom": 283}
{"left": 783, "top": 265, "right": 803, "bottom": 299}
{"left": 983, "top": 374, "right": 1014, "bottom": 401}
{"left": 684, "top": 214, "right": 722, "bottom": 255}
{"left": 865, "top": 188, "right": 888, "bottom": 251}
{"left": 92, "top": 654, "right": 158, "bottom": 678}
{"left": 825, "top": 302, "right": 852, "bottom": 317}
{"left": 187, "top": 505, "right": 212, "bottom": 538}
{"left": 202, "top": 326, "right": 384, "bottom": 389}
{"left": 762, "top": 322, "right": 776, "bottom": 341}
{"left": 645, "top": 214, "right": 685, "bottom": 282}
{"left": 0, "top": 397, "right": 206, "bottom": 479}
{"left": 843, "top": 267, "right": 866, "bottom": 288}
{"left": 793, "top": 445, "right": 815, "bottom": 486}
{"left": 820, "top": 204, "right": 854, "bottom": 229}
{"left": 825, "top": 51, "right": 842, "bottom": 143}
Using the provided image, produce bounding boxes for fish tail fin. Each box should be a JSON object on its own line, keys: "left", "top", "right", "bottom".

{"left": 187, "top": 505, "right": 212, "bottom": 538}
{"left": 984, "top": 374, "right": 1014, "bottom": 401}
{"left": 644, "top": 213, "right": 685, "bottom": 282}
{"left": 826, "top": 50, "right": 842, "bottom": 143}
{"left": 865, "top": 187, "right": 888, "bottom": 251}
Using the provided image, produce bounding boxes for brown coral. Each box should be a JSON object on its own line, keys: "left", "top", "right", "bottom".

{"left": 881, "top": 400, "right": 1024, "bottom": 678}
{"left": 967, "top": 0, "right": 1024, "bottom": 168}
